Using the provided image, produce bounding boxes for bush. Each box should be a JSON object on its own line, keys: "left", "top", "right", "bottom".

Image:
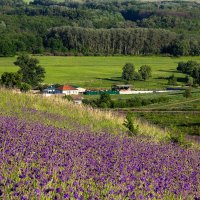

{"left": 168, "top": 74, "right": 177, "bottom": 85}
{"left": 19, "top": 83, "right": 32, "bottom": 92}
{"left": 142, "top": 98, "right": 152, "bottom": 106}
{"left": 127, "top": 97, "right": 142, "bottom": 107}
{"left": 168, "top": 131, "right": 192, "bottom": 147}
{"left": 185, "top": 76, "right": 193, "bottom": 86}
{"left": 99, "top": 102, "right": 108, "bottom": 108}
{"left": 97, "top": 93, "right": 113, "bottom": 108}
{"left": 63, "top": 95, "right": 73, "bottom": 101}
{"left": 183, "top": 88, "right": 192, "bottom": 98}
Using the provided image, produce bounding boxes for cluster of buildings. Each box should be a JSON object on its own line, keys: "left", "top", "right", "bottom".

{"left": 42, "top": 84, "right": 135, "bottom": 103}
{"left": 43, "top": 84, "right": 133, "bottom": 96}
{"left": 43, "top": 85, "right": 86, "bottom": 104}
{"left": 43, "top": 85, "right": 86, "bottom": 95}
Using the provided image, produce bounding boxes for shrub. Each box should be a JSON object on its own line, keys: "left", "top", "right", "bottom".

{"left": 19, "top": 83, "right": 32, "bottom": 92}
{"left": 185, "top": 75, "right": 193, "bottom": 86}
{"left": 127, "top": 97, "right": 142, "bottom": 107}
{"left": 98, "top": 93, "right": 112, "bottom": 108}
{"left": 183, "top": 88, "right": 192, "bottom": 98}
{"left": 142, "top": 98, "right": 152, "bottom": 106}
{"left": 168, "top": 74, "right": 177, "bottom": 85}
{"left": 168, "top": 131, "right": 192, "bottom": 147}
{"left": 63, "top": 95, "right": 73, "bottom": 101}
{"left": 123, "top": 112, "right": 138, "bottom": 137}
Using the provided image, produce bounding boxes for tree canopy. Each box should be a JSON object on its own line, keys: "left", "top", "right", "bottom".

{"left": 138, "top": 65, "right": 152, "bottom": 80}
{"left": 14, "top": 54, "right": 45, "bottom": 87}
{"left": 0, "top": 72, "right": 22, "bottom": 88}
{"left": 122, "top": 63, "right": 135, "bottom": 81}
{"left": 0, "top": 0, "right": 200, "bottom": 56}
{"left": 177, "top": 60, "right": 200, "bottom": 84}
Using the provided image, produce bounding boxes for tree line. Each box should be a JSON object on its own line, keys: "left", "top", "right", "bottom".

{"left": 1, "top": 0, "right": 200, "bottom": 56}
{"left": 45, "top": 26, "right": 200, "bottom": 56}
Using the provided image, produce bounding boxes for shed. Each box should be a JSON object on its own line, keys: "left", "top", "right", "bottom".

{"left": 112, "top": 85, "right": 132, "bottom": 91}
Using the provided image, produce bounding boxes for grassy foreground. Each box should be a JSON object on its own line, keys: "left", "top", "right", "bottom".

{"left": 1, "top": 56, "right": 200, "bottom": 89}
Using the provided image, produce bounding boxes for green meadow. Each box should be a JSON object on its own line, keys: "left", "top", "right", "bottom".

{"left": 1, "top": 56, "right": 200, "bottom": 89}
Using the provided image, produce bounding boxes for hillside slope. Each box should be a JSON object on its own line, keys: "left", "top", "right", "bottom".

{"left": 0, "top": 89, "right": 200, "bottom": 199}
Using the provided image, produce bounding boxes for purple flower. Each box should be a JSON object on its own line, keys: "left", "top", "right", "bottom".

{"left": 56, "top": 188, "right": 62, "bottom": 194}
{"left": 64, "top": 194, "right": 70, "bottom": 199}
{"left": 74, "top": 192, "right": 79, "bottom": 198}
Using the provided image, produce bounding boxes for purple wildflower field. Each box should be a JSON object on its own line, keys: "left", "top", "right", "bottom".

{"left": 0, "top": 116, "right": 200, "bottom": 199}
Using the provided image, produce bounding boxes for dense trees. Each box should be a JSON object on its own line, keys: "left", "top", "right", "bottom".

{"left": 14, "top": 54, "right": 45, "bottom": 87}
{"left": 0, "top": 39, "right": 16, "bottom": 57}
{"left": 0, "top": 72, "right": 22, "bottom": 88}
{"left": 122, "top": 63, "right": 152, "bottom": 82}
{"left": 0, "top": 55, "right": 45, "bottom": 91}
{"left": 0, "top": 0, "right": 200, "bottom": 56}
{"left": 47, "top": 27, "right": 177, "bottom": 55}
{"left": 177, "top": 61, "right": 200, "bottom": 84}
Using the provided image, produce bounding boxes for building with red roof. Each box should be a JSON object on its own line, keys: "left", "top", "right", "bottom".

{"left": 55, "top": 85, "right": 79, "bottom": 95}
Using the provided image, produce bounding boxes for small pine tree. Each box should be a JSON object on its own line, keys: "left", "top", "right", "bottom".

{"left": 123, "top": 112, "right": 137, "bottom": 137}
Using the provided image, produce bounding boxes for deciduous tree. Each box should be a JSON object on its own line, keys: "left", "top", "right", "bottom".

{"left": 122, "top": 63, "right": 135, "bottom": 81}
{"left": 14, "top": 54, "right": 45, "bottom": 87}
{"left": 139, "top": 65, "right": 152, "bottom": 80}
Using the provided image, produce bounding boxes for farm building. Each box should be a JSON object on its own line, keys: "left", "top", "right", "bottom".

{"left": 71, "top": 86, "right": 86, "bottom": 93}
{"left": 112, "top": 85, "right": 132, "bottom": 91}
{"left": 43, "top": 85, "right": 56, "bottom": 94}
{"left": 55, "top": 85, "right": 79, "bottom": 95}
{"left": 71, "top": 95, "right": 84, "bottom": 104}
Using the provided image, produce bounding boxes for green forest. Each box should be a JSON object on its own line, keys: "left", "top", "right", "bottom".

{"left": 1, "top": 0, "right": 200, "bottom": 56}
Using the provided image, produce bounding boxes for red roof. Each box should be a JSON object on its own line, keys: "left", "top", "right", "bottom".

{"left": 57, "top": 85, "right": 78, "bottom": 91}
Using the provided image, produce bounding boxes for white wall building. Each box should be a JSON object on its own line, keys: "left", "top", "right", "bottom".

{"left": 56, "top": 85, "right": 79, "bottom": 95}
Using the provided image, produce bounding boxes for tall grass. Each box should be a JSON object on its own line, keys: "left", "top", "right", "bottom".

{"left": 0, "top": 88, "right": 172, "bottom": 142}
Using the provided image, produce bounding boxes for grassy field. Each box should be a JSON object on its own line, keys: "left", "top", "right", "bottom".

{"left": 137, "top": 112, "right": 200, "bottom": 137}
{"left": 1, "top": 56, "right": 200, "bottom": 89}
